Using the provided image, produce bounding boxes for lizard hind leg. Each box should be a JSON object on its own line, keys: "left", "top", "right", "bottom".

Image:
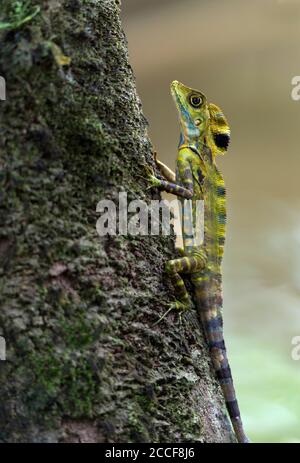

{"left": 154, "top": 254, "right": 206, "bottom": 325}
{"left": 153, "top": 271, "right": 191, "bottom": 326}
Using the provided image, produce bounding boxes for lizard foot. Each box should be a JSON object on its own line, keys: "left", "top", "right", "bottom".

{"left": 137, "top": 164, "right": 161, "bottom": 190}
{"left": 153, "top": 299, "right": 191, "bottom": 326}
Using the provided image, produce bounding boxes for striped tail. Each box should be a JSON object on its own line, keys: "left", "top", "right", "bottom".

{"left": 200, "top": 307, "right": 249, "bottom": 443}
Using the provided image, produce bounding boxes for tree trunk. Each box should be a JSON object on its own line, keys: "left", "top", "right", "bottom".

{"left": 0, "top": 0, "right": 234, "bottom": 443}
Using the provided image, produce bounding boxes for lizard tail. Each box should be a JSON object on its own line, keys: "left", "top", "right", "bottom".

{"left": 200, "top": 309, "right": 249, "bottom": 443}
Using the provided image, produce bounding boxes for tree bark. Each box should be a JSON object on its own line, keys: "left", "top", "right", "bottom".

{"left": 0, "top": 0, "right": 235, "bottom": 443}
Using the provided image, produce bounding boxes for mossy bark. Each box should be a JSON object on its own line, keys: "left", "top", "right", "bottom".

{"left": 0, "top": 0, "right": 234, "bottom": 443}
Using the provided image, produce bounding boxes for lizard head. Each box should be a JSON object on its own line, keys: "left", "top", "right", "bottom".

{"left": 171, "top": 80, "right": 230, "bottom": 155}
{"left": 171, "top": 80, "right": 209, "bottom": 143}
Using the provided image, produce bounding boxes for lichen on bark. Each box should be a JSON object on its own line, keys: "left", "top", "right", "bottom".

{"left": 0, "top": 0, "right": 235, "bottom": 443}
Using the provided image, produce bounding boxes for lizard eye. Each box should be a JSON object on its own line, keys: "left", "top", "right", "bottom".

{"left": 190, "top": 95, "right": 203, "bottom": 108}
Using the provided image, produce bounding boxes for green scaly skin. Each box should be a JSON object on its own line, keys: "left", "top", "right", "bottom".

{"left": 147, "top": 81, "right": 249, "bottom": 443}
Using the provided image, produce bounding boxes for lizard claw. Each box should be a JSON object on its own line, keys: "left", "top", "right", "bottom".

{"left": 143, "top": 164, "right": 155, "bottom": 177}
{"left": 153, "top": 299, "right": 190, "bottom": 326}
{"left": 153, "top": 306, "right": 174, "bottom": 326}
{"left": 146, "top": 174, "right": 161, "bottom": 190}
{"left": 137, "top": 164, "right": 161, "bottom": 190}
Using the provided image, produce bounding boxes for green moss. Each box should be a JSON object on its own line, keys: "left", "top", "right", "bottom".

{"left": 135, "top": 395, "right": 152, "bottom": 412}
{"left": 27, "top": 349, "right": 100, "bottom": 419}
{"left": 0, "top": 1, "right": 40, "bottom": 31}
{"left": 127, "top": 403, "right": 151, "bottom": 443}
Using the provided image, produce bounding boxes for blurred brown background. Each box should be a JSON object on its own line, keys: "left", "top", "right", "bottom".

{"left": 122, "top": 0, "right": 300, "bottom": 442}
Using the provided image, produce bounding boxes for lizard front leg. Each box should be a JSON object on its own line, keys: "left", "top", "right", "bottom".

{"left": 145, "top": 152, "right": 194, "bottom": 201}
{"left": 153, "top": 151, "right": 176, "bottom": 182}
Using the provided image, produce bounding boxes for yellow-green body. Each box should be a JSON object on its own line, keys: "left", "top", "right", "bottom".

{"left": 149, "top": 81, "right": 249, "bottom": 443}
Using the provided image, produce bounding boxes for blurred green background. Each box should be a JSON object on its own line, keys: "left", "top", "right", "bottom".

{"left": 122, "top": 0, "right": 300, "bottom": 443}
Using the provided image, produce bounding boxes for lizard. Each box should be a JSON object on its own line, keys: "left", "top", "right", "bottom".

{"left": 146, "top": 80, "right": 249, "bottom": 443}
